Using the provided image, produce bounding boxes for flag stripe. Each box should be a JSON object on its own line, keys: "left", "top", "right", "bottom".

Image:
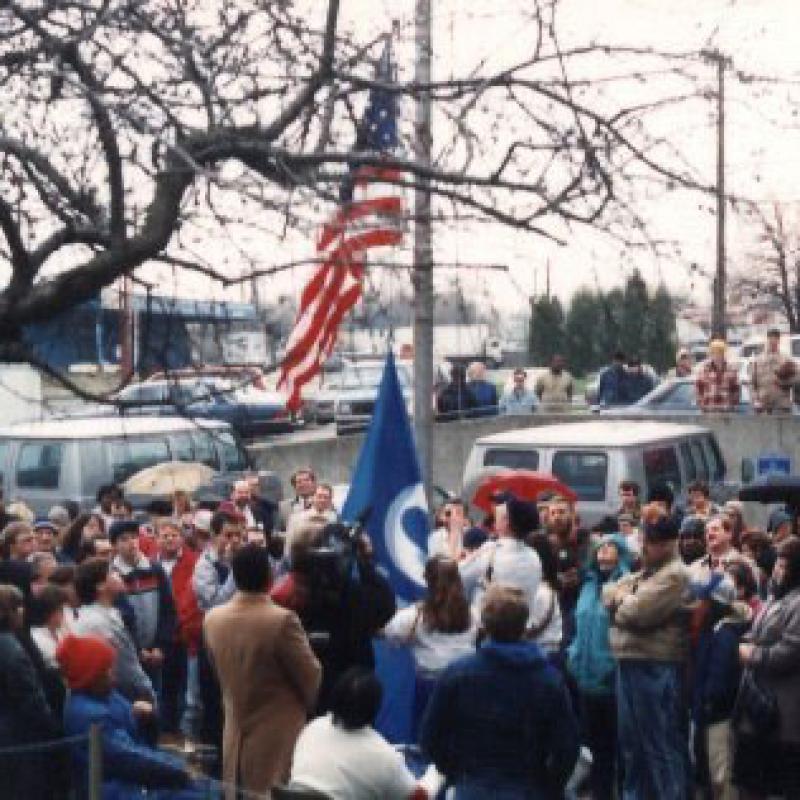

{"left": 278, "top": 37, "right": 404, "bottom": 413}
{"left": 319, "top": 195, "right": 403, "bottom": 251}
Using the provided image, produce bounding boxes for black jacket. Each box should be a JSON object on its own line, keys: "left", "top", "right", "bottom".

{"left": 0, "top": 630, "right": 63, "bottom": 799}
{"left": 297, "top": 555, "right": 396, "bottom": 713}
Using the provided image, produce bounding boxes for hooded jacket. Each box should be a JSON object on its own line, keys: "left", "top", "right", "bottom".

{"left": 568, "top": 533, "right": 633, "bottom": 695}
{"left": 420, "top": 639, "right": 579, "bottom": 797}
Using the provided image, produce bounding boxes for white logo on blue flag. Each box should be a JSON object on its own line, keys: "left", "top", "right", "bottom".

{"left": 342, "top": 353, "right": 429, "bottom": 603}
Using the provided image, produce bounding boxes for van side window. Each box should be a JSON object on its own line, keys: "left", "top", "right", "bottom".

{"left": 109, "top": 438, "right": 170, "bottom": 483}
{"left": 690, "top": 440, "right": 709, "bottom": 481}
{"left": 644, "top": 447, "right": 682, "bottom": 495}
{"left": 190, "top": 431, "right": 219, "bottom": 470}
{"left": 483, "top": 449, "right": 539, "bottom": 471}
{"left": 0, "top": 441, "right": 9, "bottom": 491}
{"left": 679, "top": 442, "right": 697, "bottom": 482}
{"left": 171, "top": 433, "right": 195, "bottom": 462}
{"left": 218, "top": 431, "right": 248, "bottom": 471}
{"left": 17, "top": 442, "right": 64, "bottom": 489}
{"left": 551, "top": 451, "right": 607, "bottom": 501}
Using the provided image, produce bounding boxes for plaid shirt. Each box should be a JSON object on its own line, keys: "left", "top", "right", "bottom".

{"left": 695, "top": 359, "right": 740, "bottom": 411}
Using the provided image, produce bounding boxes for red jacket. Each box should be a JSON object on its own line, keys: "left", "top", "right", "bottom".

{"left": 164, "top": 548, "right": 203, "bottom": 654}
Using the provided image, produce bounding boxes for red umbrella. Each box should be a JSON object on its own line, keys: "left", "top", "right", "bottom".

{"left": 471, "top": 469, "right": 577, "bottom": 513}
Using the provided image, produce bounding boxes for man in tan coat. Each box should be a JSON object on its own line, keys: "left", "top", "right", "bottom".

{"left": 750, "top": 328, "right": 797, "bottom": 412}
{"left": 204, "top": 543, "right": 321, "bottom": 799}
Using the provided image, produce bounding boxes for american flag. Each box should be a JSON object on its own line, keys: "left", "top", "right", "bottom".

{"left": 278, "top": 38, "right": 404, "bottom": 412}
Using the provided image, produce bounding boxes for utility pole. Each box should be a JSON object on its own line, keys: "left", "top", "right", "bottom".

{"left": 413, "top": 0, "right": 434, "bottom": 500}
{"left": 702, "top": 49, "right": 729, "bottom": 339}
{"left": 119, "top": 274, "right": 133, "bottom": 381}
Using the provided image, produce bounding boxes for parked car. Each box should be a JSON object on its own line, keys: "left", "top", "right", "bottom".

{"left": 463, "top": 420, "right": 731, "bottom": 525}
{"left": 334, "top": 361, "right": 413, "bottom": 435}
{"left": 599, "top": 376, "right": 759, "bottom": 416}
{"left": 304, "top": 374, "right": 343, "bottom": 425}
{"left": 0, "top": 416, "right": 250, "bottom": 516}
{"left": 115, "top": 377, "right": 300, "bottom": 437}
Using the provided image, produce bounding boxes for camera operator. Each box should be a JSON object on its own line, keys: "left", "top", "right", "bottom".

{"left": 271, "top": 521, "right": 395, "bottom": 715}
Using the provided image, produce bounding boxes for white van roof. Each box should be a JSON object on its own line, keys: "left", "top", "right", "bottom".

{"left": 474, "top": 420, "right": 711, "bottom": 449}
{"left": 0, "top": 416, "right": 230, "bottom": 440}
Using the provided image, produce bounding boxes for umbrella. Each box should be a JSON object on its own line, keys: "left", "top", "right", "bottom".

{"left": 738, "top": 475, "right": 800, "bottom": 513}
{"left": 470, "top": 469, "right": 578, "bottom": 514}
{"left": 124, "top": 461, "right": 215, "bottom": 496}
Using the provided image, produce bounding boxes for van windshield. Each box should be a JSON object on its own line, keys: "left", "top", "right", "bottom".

{"left": 109, "top": 438, "right": 170, "bottom": 483}
{"left": 551, "top": 451, "right": 607, "bottom": 501}
{"left": 483, "top": 449, "right": 539, "bottom": 471}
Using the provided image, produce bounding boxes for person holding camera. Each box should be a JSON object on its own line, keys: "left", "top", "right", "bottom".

{"left": 459, "top": 493, "right": 542, "bottom": 630}
{"left": 271, "top": 521, "right": 396, "bottom": 714}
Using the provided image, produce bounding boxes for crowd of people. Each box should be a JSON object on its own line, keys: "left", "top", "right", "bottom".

{"left": 0, "top": 458, "right": 798, "bottom": 799}
{"left": 433, "top": 328, "right": 800, "bottom": 419}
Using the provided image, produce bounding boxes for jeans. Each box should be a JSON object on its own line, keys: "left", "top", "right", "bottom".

{"left": 581, "top": 691, "right": 618, "bottom": 800}
{"left": 617, "top": 660, "right": 689, "bottom": 800}
{"left": 181, "top": 654, "right": 202, "bottom": 739}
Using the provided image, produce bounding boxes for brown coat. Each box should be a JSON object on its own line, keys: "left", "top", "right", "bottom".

{"left": 203, "top": 592, "right": 321, "bottom": 799}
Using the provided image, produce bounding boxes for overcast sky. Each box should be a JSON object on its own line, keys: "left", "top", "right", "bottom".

{"left": 133, "top": 0, "right": 800, "bottom": 317}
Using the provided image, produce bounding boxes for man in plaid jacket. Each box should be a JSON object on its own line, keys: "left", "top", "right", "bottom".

{"left": 695, "top": 340, "right": 740, "bottom": 412}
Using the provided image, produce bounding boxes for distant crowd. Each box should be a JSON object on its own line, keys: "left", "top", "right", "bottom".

{"left": 435, "top": 327, "right": 799, "bottom": 418}
{"left": 0, "top": 463, "right": 799, "bottom": 798}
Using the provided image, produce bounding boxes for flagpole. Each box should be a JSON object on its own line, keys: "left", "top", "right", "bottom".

{"left": 413, "top": 0, "right": 434, "bottom": 501}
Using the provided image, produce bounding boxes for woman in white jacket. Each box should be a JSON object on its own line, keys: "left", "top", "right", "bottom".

{"left": 383, "top": 556, "right": 478, "bottom": 735}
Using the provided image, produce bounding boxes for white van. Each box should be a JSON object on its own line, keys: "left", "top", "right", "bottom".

{"left": 0, "top": 416, "right": 250, "bottom": 516}
{"left": 463, "top": 421, "right": 727, "bottom": 525}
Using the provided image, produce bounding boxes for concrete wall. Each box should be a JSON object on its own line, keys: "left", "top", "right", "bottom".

{"left": 248, "top": 412, "right": 800, "bottom": 495}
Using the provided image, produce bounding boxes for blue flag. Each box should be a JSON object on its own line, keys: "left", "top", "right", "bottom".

{"left": 342, "top": 353, "right": 429, "bottom": 744}
{"left": 342, "top": 352, "right": 429, "bottom": 603}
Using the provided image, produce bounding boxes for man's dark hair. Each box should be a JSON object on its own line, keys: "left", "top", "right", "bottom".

{"left": 60, "top": 500, "right": 81, "bottom": 521}
{"left": 613, "top": 350, "right": 626, "bottom": 362}
{"left": 74, "top": 557, "right": 110, "bottom": 605}
{"left": 231, "top": 544, "right": 271, "bottom": 593}
{"left": 619, "top": 480, "right": 640, "bottom": 496}
{"left": 330, "top": 667, "right": 383, "bottom": 731}
{"left": 647, "top": 482, "right": 674, "bottom": 508}
{"left": 591, "top": 516, "right": 619, "bottom": 535}
{"left": 27, "top": 584, "right": 68, "bottom": 627}
{"left": 96, "top": 483, "right": 123, "bottom": 504}
{"left": 688, "top": 480, "right": 710, "bottom": 498}
{"left": 211, "top": 510, "right": 238, "bottom": 536}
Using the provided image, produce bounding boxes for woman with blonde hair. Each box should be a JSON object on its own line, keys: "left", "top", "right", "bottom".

{"left": 383, "top": 555, "right": 478, "bottom": 735}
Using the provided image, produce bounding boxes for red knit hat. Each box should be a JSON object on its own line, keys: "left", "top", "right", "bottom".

{"left": 56, "top": 634, "right": 116, "bottom": 691}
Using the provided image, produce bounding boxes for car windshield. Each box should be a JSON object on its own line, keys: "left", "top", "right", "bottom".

{"left": 340, "top": 364, "right": 410, "bottom": 390}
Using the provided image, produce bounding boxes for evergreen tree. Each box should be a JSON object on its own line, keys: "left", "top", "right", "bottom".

{"left": 597, "top": 287, "right": 625, "bottom": 363}
{"left": 564, "top": 289, "right": 604, "bottom": 376}
{"left": 528, "top": 296, "right": 565, "bottom": 365}
{"left": 620, "top": 270, "right": 650, "bottom": 360}
{"left": 646, "top": 283, "right": 677, "bottom": 373}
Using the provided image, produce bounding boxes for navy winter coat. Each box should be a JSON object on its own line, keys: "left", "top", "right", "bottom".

{"left": 421, "top": 640, "right": 579, "bottom": 798}
{"left": 63, "top": 689, "right": 214, "bottom": 799}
